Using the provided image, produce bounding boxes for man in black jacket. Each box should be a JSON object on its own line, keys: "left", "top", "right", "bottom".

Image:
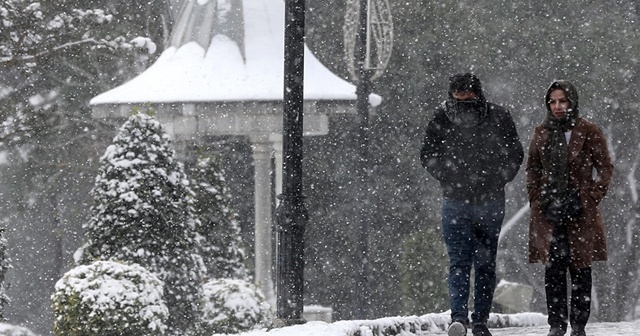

{"left": 420, "top": 73, "right": 524, "bottom": 336}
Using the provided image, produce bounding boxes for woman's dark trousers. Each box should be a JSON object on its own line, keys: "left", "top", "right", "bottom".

{"left": 545, "top": 224, "right": 592, "bottom": 331}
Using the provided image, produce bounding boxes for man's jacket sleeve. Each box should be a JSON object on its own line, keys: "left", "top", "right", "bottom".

{"left": 499, "top": 109, "right": 525, "bottom": 184}
{"left": 420, "top": 117, "right": 447, "bottom": 182}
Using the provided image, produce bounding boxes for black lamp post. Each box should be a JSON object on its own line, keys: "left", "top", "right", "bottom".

{"left": 344, "top": 0, "right": 392, "bottom": 320}
{"left": 275, "top": 0, "right": 307, "bottom": 326}
{"left": 353, "top": 0, "right": 372, "bottom": 320}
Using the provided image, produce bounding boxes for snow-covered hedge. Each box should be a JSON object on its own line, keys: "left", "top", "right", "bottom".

{"left": 198, "top": 278, "right": 272, "bottom": 335}
{"left": 51, "top": 260, "right": 168, "bottom": 336}
{"left": 0, "top": 323, "right": 39, "bottom": 336}
{"left": 229, "top": 312, "right": 548, "bottom": 336}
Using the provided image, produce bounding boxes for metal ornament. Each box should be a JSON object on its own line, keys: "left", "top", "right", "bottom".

{"left": 344, "top": 0, "right": 394, "bottom": 82}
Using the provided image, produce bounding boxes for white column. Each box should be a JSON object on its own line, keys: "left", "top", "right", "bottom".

{"left": 269, "top": 133, "right": 283, "bottom": 204}
{"left": 250, "top": 135, "right": 276, "bottom": 306}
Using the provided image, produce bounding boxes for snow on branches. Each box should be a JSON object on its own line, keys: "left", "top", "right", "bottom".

{"left": 0, "top": 0, "right": 154, "bottom": 65}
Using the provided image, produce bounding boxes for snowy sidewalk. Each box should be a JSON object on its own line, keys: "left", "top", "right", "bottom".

{"left": 235, "top": 314, "right": 640, "bottom": 336}
{"left": 491, "top": 321, "right": 640, "bottom": 336}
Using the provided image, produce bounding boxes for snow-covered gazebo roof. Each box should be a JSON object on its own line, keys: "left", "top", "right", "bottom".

{"left": 90, "top": 0, "right": 380, "bottom": 137}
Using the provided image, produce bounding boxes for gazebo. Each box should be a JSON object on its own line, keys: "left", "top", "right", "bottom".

{"left": 90, "top": 0, "right": 380, "bottom": 305}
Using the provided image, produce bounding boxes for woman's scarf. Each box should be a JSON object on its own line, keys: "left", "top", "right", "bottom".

{"left": 541, "top": 112, "right": 576, "bottom": 208}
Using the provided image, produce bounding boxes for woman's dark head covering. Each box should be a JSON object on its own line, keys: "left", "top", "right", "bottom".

{"left": 544, "top": 80, "right": 580, "bottom": 128}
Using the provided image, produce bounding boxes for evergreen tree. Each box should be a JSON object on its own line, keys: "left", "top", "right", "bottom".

{"left": 0, "top": 0, "right": 158, "bottom": 150}
{"left": 190, "top": 155, "right": 250, "bottom": 281}
{"left": 75, "top": 108, "right": 206, "bottom": 335}
{"left": 399, "top": 226, "right": 449, "bottom": 316}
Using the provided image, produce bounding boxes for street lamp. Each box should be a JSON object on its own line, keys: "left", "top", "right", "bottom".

{"left": 275, "top": 0, "right": 307, "bottom": 326}
{"left": 344, "top": 0, "right": 393, "bottom": 319}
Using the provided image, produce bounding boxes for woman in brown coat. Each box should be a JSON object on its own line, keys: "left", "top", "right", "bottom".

{"left": 526, "top": 80, "right": 613, "bottom": 336}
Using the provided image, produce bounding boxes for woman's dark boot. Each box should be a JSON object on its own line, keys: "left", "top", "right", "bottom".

{"left": 570, "top": 325, "right": 586, "bottom": 336}
{"left": 548, "top": 327, "right": 566, "bottom": 336}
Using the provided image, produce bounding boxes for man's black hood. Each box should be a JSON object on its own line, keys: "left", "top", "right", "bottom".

{"left": 448, "top": 73, "right": 486, "bottom": 102}
{"left": 445, "top": 73, "right": 488, "bottom": 127}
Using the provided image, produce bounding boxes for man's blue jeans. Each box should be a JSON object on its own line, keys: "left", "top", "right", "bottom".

{"left": 441, "top": 197, "right": 505, "bottom": 326}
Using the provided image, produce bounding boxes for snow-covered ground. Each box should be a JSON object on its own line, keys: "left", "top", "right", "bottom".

{"left": 2, "top": 311, "right": 639, "bottom": 336}
{"left": 491, "top": 322, "right": 640, "bottom": 336}
{"left": 236, "top": 321, "right": 640, "bottom": 336}
{"left": 225, "top": 312, "right": 640, "bottom": 336}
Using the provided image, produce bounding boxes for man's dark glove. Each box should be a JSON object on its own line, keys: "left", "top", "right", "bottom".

{"left": 544, "top": 199, "right": 565, "bottom": 224}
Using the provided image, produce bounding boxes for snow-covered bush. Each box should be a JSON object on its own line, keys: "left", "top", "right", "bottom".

{"left": 0, "top": 323, "right": 38, "bottom": 336}
{"left": 75, "top": 109, "right": 206, "bottom": 334}
{"left": 190, "top": 155, "right": 249, "bottom": 281}
{"left": 52, "top": 260, "right": 168, "bottom": 336}
{"left": 198, "top": 279, "right": 272, "bottom": 335}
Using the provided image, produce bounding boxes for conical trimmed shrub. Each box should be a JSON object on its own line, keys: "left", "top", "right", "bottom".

{"left": 75, "top": 108, "right": 205, "bottom": 334}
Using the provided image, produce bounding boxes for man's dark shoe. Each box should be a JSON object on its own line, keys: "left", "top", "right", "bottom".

{"left": 570, "top": 326, "right": 586, "bottom": 336}
{"left": 448, "top": 321, "right": 467, "bottom": 336}
{"left": 471, "top": 324, "right": 492, "bottom": 336}
{"left": 548, "top": 327, "right": 566, "bottom": 336}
